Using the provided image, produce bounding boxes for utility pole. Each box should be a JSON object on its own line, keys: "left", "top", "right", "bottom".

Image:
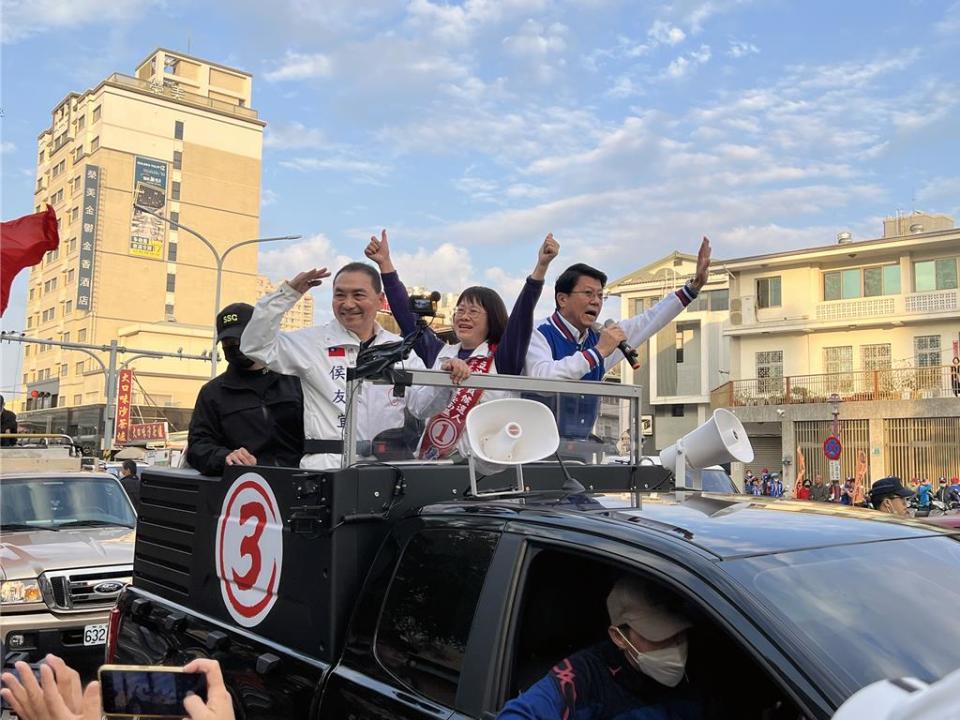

{"left": 1, "top": 332, "right": 210, "bottom": 454}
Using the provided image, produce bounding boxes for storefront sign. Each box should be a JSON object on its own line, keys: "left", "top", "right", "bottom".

{"left": 76, "top": 165, "right": 100, "bottom": 312}
{"left": 128, "top": 422, "right": 169, "bottom": 442}
{"left": 115, "top": 369, "right": 134, "bottom": 444}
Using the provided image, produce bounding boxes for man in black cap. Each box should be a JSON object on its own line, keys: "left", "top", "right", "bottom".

{"left": 869, "top": 476, "right": 914, "bottom": 516}
{"left": 187, "top": 303, "right": 305, "bottom": 476}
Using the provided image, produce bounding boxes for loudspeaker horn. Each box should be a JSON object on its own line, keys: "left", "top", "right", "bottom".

{"left": 660, "top": 408, "right": 754, "bottom": 473}
{"left": 464, "top": 399, "right": 560, "bottom": 496}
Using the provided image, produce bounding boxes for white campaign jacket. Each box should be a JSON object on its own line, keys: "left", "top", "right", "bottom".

{"left": 407, "top": 341, "right": 512, "bottom": 459}
{"left": 241, "top": 282, "right": 423, "bottom": 470}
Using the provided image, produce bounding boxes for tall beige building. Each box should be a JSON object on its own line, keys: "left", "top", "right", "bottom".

{"left": 19, "top": 49, "right": 265, "bottom": 446}
{"left": 257, "top": 276, "right": 314, "bottom": 331}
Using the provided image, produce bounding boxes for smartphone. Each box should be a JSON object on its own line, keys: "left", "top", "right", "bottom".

{"left": 98, "top": 664, "right": 207, "bottom": 718}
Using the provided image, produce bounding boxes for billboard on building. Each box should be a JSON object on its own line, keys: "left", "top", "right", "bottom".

{"left": 76, "top": 165, "right": 100, "bottom": 312}
{"left": 129, "top": 156, "right": 168, "bottom": 259}
{"left": 115, "top": 369, "right": 134, "bottom": 444}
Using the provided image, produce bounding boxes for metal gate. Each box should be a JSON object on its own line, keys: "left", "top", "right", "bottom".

{"left": 884, "top": 418, "right": 960, "bottom": 482}
{"left": 744, "top": 436, "right": 782, "bottom": 478}
{"left": 796, "top": 420, "right": 870, "bottom": 484}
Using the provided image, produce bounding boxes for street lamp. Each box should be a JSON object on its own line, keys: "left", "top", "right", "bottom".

{"left": 133, "top": 204, "right": 300, "bottom": 378}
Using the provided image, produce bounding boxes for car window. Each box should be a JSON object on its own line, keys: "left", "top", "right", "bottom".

{"left": 725, "top": 536, "right": 960, "bottom": 697}
{"left": 696, "top": 469, "right": 737, "bottom": 493}
{"left": 1, "top": 477, "right": 135, "bottom": 528}
{"left": 375, "top": 528, "right": 498, "bottom": 708}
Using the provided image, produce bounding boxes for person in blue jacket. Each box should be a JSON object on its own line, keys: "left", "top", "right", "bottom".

{"left": 916, "top": 478, "right": 933, "bottom": 509}
{"left": 498, "top": 576, "right": 705, "bottom": 720}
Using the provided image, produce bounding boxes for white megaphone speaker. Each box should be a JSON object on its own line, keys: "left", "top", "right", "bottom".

{"left": 660, "top": 408, "right": 754, "bottom": 490}
{"left": 464, "top": 398, "right": 560, "bottom": 497}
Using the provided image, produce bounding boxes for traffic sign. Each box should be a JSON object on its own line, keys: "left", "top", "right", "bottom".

{"left": 829, "top": 460, "right": 841, "bottom": 481}
{"left": 823, "top": 435, "right": 842, "bottom": 461}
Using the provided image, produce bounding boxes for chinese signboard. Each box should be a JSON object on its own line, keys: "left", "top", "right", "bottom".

{"left": 76, "top": 165, "right": 100, "bottom": 312}
{"left": 114, "top": 369, "right": 134, "bottom": 444}
{"left": 129, "top": 156, "right": 168, "bottom": 259}
{"left": 128, "top": 422, "right": 169, "bottom": 443}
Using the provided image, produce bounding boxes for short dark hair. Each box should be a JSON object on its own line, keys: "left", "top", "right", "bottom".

{"left": 121, "top": 459, "right": 138, "bottom": 476}
{"left": 554, "top": 263, "right": 607, "bottom": 307}
{"left": 334, "top": 262, "right": 382, "bottom": 294}
{"left": 457, "top": 286, "right": 508, "bottom": 344}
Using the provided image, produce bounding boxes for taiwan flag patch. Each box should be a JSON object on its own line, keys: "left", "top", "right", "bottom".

{"left": 328, "top": 347, "right": 346, "bottom": 357}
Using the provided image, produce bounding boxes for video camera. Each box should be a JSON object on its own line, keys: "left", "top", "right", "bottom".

{"left": 409, "top": 291, "right": 441, "bottom": 318}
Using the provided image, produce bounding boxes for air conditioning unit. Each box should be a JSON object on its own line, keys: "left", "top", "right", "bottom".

{"left": 729, "top": 298, "right": 743, "bottom": 325}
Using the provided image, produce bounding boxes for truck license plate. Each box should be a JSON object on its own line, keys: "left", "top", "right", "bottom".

{"left": 83, "top": 623, "right": 107, "bottom": 646}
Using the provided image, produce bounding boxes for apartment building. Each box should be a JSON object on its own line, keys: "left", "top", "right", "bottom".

{"left": 256, "top": 276, "right": 314, "bottom": 331}
{"left": 19, "top": 49, "right": 265, "bottom": 446}
{"left": 713, "top": 212, "right": 960, "bottom": 489}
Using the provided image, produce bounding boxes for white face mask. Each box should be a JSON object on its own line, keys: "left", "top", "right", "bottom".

{"left": 615, "top": 627, "right": 688, "bottom": 687}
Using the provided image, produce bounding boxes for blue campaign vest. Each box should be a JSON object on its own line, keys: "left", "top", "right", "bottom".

{"left": 530, "top": 313, "right": 603, "bottom": 439}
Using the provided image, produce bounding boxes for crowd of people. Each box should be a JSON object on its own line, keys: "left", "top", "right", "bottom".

{"left": 186, "top": 231, "right": 712, "bottom": 474}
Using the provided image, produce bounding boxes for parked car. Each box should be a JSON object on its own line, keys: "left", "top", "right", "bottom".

{"left": 110, "top": 464, "right": 960, "bottom": 720}
{"left": 0, "top": 472, "right": 135, "bottom": 677}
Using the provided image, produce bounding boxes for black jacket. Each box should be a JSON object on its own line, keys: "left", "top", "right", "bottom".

{"left": 187, "top": 365, "right": 304, "bottom": 476}
{"left": 0, "top": 408, "right": 17, "bottom": 446}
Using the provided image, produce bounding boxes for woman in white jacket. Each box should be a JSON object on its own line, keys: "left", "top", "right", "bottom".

{"left": 365, "top": 231, "right": 559, "bottom": 460}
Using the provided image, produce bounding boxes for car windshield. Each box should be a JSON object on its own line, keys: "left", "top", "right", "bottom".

{"left": 725, "top": 536, "right": 960, "bottom": 698}
{"left": 695, "top": 469, "right": 737, "bottom": 493}
{"left": 0, "top": 477, "right": 135, "bottom": 530}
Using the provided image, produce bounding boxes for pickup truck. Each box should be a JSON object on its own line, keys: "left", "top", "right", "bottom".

{"left": 111, "top": 461, "right": 960, "bottom": 720}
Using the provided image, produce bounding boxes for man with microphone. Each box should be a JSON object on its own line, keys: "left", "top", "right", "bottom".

{"left": 525, "top": 238, "right": 711, "bottom": 439}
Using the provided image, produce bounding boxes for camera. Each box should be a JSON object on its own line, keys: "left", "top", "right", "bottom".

{"left": 409, "top": 291, "right": 441, "bottom": 318}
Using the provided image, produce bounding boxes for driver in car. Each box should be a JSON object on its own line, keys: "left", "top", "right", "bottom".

{"left": 498, "top": 576, "right": 706, "bottom": 719}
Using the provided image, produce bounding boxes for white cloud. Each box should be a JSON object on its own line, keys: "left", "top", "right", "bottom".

{"left": 727, "top": 40, "right": 759, "bottom": 58}
{"left": 0, "top": 141, "right": 15, "bottom": 154}
{"left": 406, "top": 0, "right": 549, "bottom": 45}
{"left": 648, "top": 20, "right": 686, "bottom": 46}
{"left": 264, "top": 51, "right": 333, "bottom": 82}
{"left": 1, "top": 0, "right": 157, "bottom": 43}
{"left": 280, "top": 156, "right": 392, "bottom": 182}
{"left": 261, "top": 189, "right": 278, "bottom": 207}
{"left": 916, "top": 176, "right": 960, "bottom": 213}
{"left": 503, "top": 20, "right": 567, "bottom": 56}
{"left": 390, "top": 242, "right": 475, "bottom": 293}
{"left": 936, "top": 1, "right": 960, "bottom": 34}
{"left": 258, "top": 234, "right": 350, "bottom": 281}
{"left": 264, "top": 122, "right": 328, "bottom": 149}
{"left": 662, "top": 44, "right": 711, "bottom": 79}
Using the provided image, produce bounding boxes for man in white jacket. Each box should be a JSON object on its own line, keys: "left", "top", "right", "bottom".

{"left": 241, "top": 262, "right": 423, "bottom": 469}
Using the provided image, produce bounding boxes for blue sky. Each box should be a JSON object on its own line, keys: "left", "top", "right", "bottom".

{"left": 2, "top": 0, "right": 959, "bottom": 398}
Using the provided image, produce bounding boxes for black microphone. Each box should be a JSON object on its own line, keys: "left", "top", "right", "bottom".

{"left": 602, "top": 319, "right": 641, "bottom": 370}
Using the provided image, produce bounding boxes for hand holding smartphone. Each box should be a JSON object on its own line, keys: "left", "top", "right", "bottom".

{"left": 99, "top": 665, "right": 207, "bottom": 718}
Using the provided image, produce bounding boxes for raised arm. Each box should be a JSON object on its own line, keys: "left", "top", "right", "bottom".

{"left": 495, "top": 234, "right": 558, "bottom": 374}
{"left": 365, "top": 229, "right": 444, "bottom": 367}
{"left": 241, "top": 268, "right": 329, "bottom": 375}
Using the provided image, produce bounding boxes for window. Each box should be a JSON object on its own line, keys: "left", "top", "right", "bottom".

{"left": 60, "top": 364, "right": 68, "bottom": 377}
{"left": 165, "top": 303, "right": 175, "bottom": 317}
{"left": 375, "top": 529, "right": 498, "bottom": 707}
{"left": 167, "top": 243, "right": 178, "bottom": 262}
{"left": 78, "top": 329, "right": 87, "bottom": 342}
{"left": 915, "top": 335, "right": 941, "bottom": 367}
{"left": 77, "top": 115, "right": 86, "bottom": 130}
{"left": 29, "top": 288, "right": 35, "bottom": 300}
{"left": 672, "top": 404, "right": 685, "bottom": 417}
{"left": 26, "top": 316, "right": 33, "bottom": 329}
{"left": 62, "top": 332, "right": 70, "bottom": 343}
{"left": 92, "top": 106, "right": 101, "bottom": 122}
{"left": 74, "top": 146, "right": 85, "bottom": 163}
{"left": 71, "top": 175, "right": 81, "bottom": 193}
{"left": 709, "top": 288, "right": 729, "bottom": 311}
{"left": 862, "top": 344, "right": 891, "bottom": 371}
{"left": 756, "top": 350, "right": 783, "bottom": 394}
{"left": 46, "top": 247, "right": 60, "bottom": 264}
{"left": 824, "top": 346, "right": 854, "bottom": 392}
{"left": 67, "top": 268, "right": 75, "bottom": 283}
{"left": 91, "top": 136, "right": 99, "bottom": 152}
{"left": 173, "top": 150, "right": 182, "bottom": 169}
{"left": 914, "top": 258, "right": 959, "bottom": 292}
{"left": 757, "top": 277, "right": 781, "bottom": 308}
{"left": 52, "top": 159, "right": 66, "bottom": 177}
{"left": 73, "top": 394, "right": 82, "bottom": 406}
{"left": 675, "top": 329, "right": 684, "bottom": 363}
{"left": 171, "top": 181, "right": 180, "bottom": 201}
{"left": 166, "top": 273, "right": 176, "bottom": 292}
{"left": 174, "top": 120, "right": 184, "bottom": 139}
{"left": 51, "top": 188, "right": 64, "bottom": 205}
{"left": 70, "top": 206, "right": 79, "bottom": 223}
{"left": 169, "top": 211, "right": 180, "bottom": 226}
{"left": 64, "top": 300, "right": 72, "bottom": 315}
{"left": 75, "top": 361, "right": 85, "bottom": 375}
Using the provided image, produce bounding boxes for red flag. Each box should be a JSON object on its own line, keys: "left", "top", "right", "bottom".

{"left": 1, "top": 205, "right": 60, "bottom": 316}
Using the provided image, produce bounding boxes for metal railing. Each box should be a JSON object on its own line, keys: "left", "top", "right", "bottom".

{"left": 343, "top": 369, "right": 644, "bottom": 468}
{"left": 711, "top": 364, "right": 959, "bottom": 408}
{"left": 104, "top": 73, "right": 259, "bottom": 120}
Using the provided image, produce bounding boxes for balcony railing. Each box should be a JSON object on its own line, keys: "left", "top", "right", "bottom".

{"left": 711, "top": 365, "right": 958, "bottom": 408}
{"left": 104, "top": 73, "right": 259, "bottom": 120}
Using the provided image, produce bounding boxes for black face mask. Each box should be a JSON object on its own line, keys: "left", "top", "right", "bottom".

{"left": 223, "top": 344, "right": 255, "bottom": 369}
